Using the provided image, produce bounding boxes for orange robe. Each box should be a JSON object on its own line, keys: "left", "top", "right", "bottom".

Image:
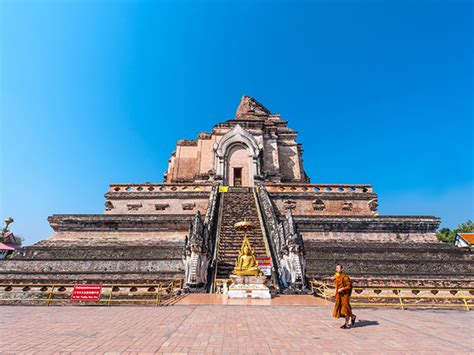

{"left": 333, "top": 273, "right": 353, "bottom": 318}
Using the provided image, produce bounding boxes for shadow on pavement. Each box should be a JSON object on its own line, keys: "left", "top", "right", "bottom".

{"left": 351, "top": 320, "right": 379, "bottom": 328}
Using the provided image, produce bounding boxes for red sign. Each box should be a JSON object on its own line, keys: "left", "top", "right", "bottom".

{"left": 256, "top": 257, "right": 272, "bottom": 276}
{"left": 70, "top": 284, "right": 102, "bottom": 301}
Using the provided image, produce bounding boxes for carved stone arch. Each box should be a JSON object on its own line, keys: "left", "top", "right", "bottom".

{"left": 215, "top": 124, "right": 261, "bottom": 158}
{"left": 214, "top": 124, "right": 263, "bottom": 186}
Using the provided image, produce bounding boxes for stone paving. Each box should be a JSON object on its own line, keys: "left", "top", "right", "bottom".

{"left": 1, "top": 305, "right": 472, "bottom": 354}
{"left": 174, "top": 294, "right": 332, "bottom": 306}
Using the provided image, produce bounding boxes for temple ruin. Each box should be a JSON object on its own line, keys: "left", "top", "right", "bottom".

{"left": 2, "top": 96, "right": 472, "bottom": 293}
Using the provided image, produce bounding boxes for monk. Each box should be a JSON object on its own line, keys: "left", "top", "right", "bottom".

{"left": 331, "top": 264, "right": 356, "bottom": 329}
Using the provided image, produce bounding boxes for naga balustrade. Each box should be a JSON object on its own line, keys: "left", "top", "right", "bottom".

{"left": 210, "top": 189, "right": 226, "bottom": 293}
{"left": 253, "top": 188, "right": 279, "bottom": 290}
{"left": 311, "top": 281, "right": 473, "bottom": 311}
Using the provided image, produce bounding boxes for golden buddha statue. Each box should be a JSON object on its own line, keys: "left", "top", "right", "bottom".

{"left": 233, "top": 235, "right": 262, "bottom": 277}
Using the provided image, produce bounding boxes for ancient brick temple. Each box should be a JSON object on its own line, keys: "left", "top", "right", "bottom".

{"left": 2, "top": 96, "right": 472, "bottom": 291}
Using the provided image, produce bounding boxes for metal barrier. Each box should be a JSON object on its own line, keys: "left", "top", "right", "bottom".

{"left": 0, "top": 280, "right": 184, "bottom": 306}
{"left": 310, "top": 281, "right": 473, "bottom": 311}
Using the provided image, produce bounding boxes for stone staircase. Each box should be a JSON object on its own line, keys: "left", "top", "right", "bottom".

{"left": 215, "top": 188, "right": 268, "bottom": 280}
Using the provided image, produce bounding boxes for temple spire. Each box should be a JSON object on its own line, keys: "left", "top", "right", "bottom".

{"left": 235, "top": 96, "right": 271, "bottom": 120}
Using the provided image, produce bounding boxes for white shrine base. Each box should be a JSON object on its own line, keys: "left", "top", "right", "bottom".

{"left": 227, "top": 275, "right": 271, "bottom": 299}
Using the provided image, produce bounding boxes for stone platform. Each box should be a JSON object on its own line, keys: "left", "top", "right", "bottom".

{"left": 0, "top": 239, "right": 185, "bottom": 284}
{"left": 304, "top": 240, "right": 474, "bottom": 286}
{"left": 228, "top": 275, "right": 271, "bottom": 299}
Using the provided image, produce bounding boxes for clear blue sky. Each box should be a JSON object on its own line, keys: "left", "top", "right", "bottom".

{"left": 1, "top": 0, "right": 472, "bottom": 245}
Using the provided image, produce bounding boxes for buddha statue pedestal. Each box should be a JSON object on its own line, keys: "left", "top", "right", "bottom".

{"left": 227, "top": 224, "right": 272, "bottom": 299}
{"left": 227, "top": 275, "right": 271, "bottom": 299}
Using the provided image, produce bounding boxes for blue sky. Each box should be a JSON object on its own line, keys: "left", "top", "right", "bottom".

{"left": 1, "top": 0, "right": 472, "bottom": 245}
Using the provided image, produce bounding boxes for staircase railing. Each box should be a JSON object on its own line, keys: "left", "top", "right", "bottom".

{"left": 253, "top": 188, "right": 280, "bottom": 291}
{"left": 209, "top": 187, "right": 225, "bottom": 292}
{"left": 255, "top": 185, "right": 283, "bottom": 291}
{"left": 204, "top": 185, "right": 219, "bottom": 229}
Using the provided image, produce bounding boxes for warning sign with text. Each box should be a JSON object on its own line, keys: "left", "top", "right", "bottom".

{"left": 70, "top": 284, "right": 102, "bottom": 301}
{"left": 256, "top": 257, "right": 272, "bottom": 276}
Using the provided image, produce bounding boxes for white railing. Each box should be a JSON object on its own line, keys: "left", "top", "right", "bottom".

{"left": 264, "top": 183, "right": 373, "bottom": 194}
{"left": 108, "top": 183, "right": 214, "bottom": 193}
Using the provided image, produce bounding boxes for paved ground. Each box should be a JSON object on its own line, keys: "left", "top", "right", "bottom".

{"left": 174, "top": 294, "right": 332, "bottom": 306}
{"left": 1, "top": 305, "right": 472, "bottom": 354}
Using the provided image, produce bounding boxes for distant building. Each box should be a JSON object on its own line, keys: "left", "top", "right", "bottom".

{"left": 454, "top": 233, "right": 474, "bottom": 251}
{"left": 0, "top": 231, "right": 22, "bottom": 260}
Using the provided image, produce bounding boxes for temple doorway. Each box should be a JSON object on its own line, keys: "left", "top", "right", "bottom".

{"left": 233, "top": 168, "right": 242, "bottom": 186}
{"left": 226, "top": 144, "right": 252, "bottom": 186}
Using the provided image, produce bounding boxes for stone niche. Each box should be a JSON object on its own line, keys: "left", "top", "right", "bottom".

{"left": 154, "top": 203, "right": 170, "bottom": 211}
{"left": 312, "top": 199, "right": 325, "bottom": 211}
{"left": 104, "top": 197, "right": 209, "bottom": 215}
{"left": 127, "top": 203, "right": 143, "bottom": 211}
{"left": 269, "top": 194, "right": 377, "bottom": 216}
{"left": 104, "top": 201, "right": 114, "bottom": 211}
{"left": 182, "top": 202, "right": 196, "bottom": 211}
{"left": 283, "top": 199, "right": 297, "bottom": 210}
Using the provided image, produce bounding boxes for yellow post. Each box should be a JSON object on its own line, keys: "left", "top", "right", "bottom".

{"left": 155, "top": 284, "right": 162, "bottom": 307}
{"left": 46, "top": 284, "right": 55, "bottom": 307}
{"left": 397, "top": 289, "right": 404, "bottom": 310}
{"left": 107, "top": 285, "right": 114, "bottom": 306}
{"left": 459, "top": 290, "right": 470, "bottom": 311}
{"left": 322, "top": 283, "right": 330, "bottom": 300}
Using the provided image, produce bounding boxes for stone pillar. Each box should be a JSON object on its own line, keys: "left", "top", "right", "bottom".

{"left": 214, "top": 147, "right": 225, "bottom": 183}
{"left": 264, "top": 138, "right": 282, "bottom": 182}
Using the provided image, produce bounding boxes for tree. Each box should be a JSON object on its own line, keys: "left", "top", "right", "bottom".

{"left": 456, "top": 219, "right": 474, "bottom": 233}
{"left": 436, "top": 219, "right": 474, "bottom": 244}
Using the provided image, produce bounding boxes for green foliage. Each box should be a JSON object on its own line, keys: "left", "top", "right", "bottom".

{"left": 436, "top": 219, "right": 474, "bottom": 244}
{"left": 456, "top": 219, "right": 474, "bottom": 233}
{"left": 436, "top": 228, "right": 456, "bottom": 243}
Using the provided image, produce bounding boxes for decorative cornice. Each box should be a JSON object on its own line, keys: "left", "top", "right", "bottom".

{"left": 177, "top": 139, "right": 198, "bottom": 146}
{"left": 304, "top": 240, "right": 471, "bottom": 253}
{"left": 213, "top": 120, "right": 266, "bottom": 130}
{"left": 48, "top": 214, "right": 194, "bottom": 232}
{"left": 294, "top": 216, "right": 441, "bottom": 233}
{"left": 105, "top": 191, "right": 211, "bottom": 200}
{"left": 269, "top": 192, "right": 378, "bottom": 201}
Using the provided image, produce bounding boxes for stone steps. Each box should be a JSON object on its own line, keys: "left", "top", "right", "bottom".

{"left": 215, "top": 190, "right": 268, "bottom": 280}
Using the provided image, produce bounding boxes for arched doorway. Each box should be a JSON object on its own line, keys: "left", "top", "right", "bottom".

{"left": 226, "top": 144, "right": 251, "bottom": 186}
{"left": 214, "top": 124, "right": 263, "bottom": 187}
